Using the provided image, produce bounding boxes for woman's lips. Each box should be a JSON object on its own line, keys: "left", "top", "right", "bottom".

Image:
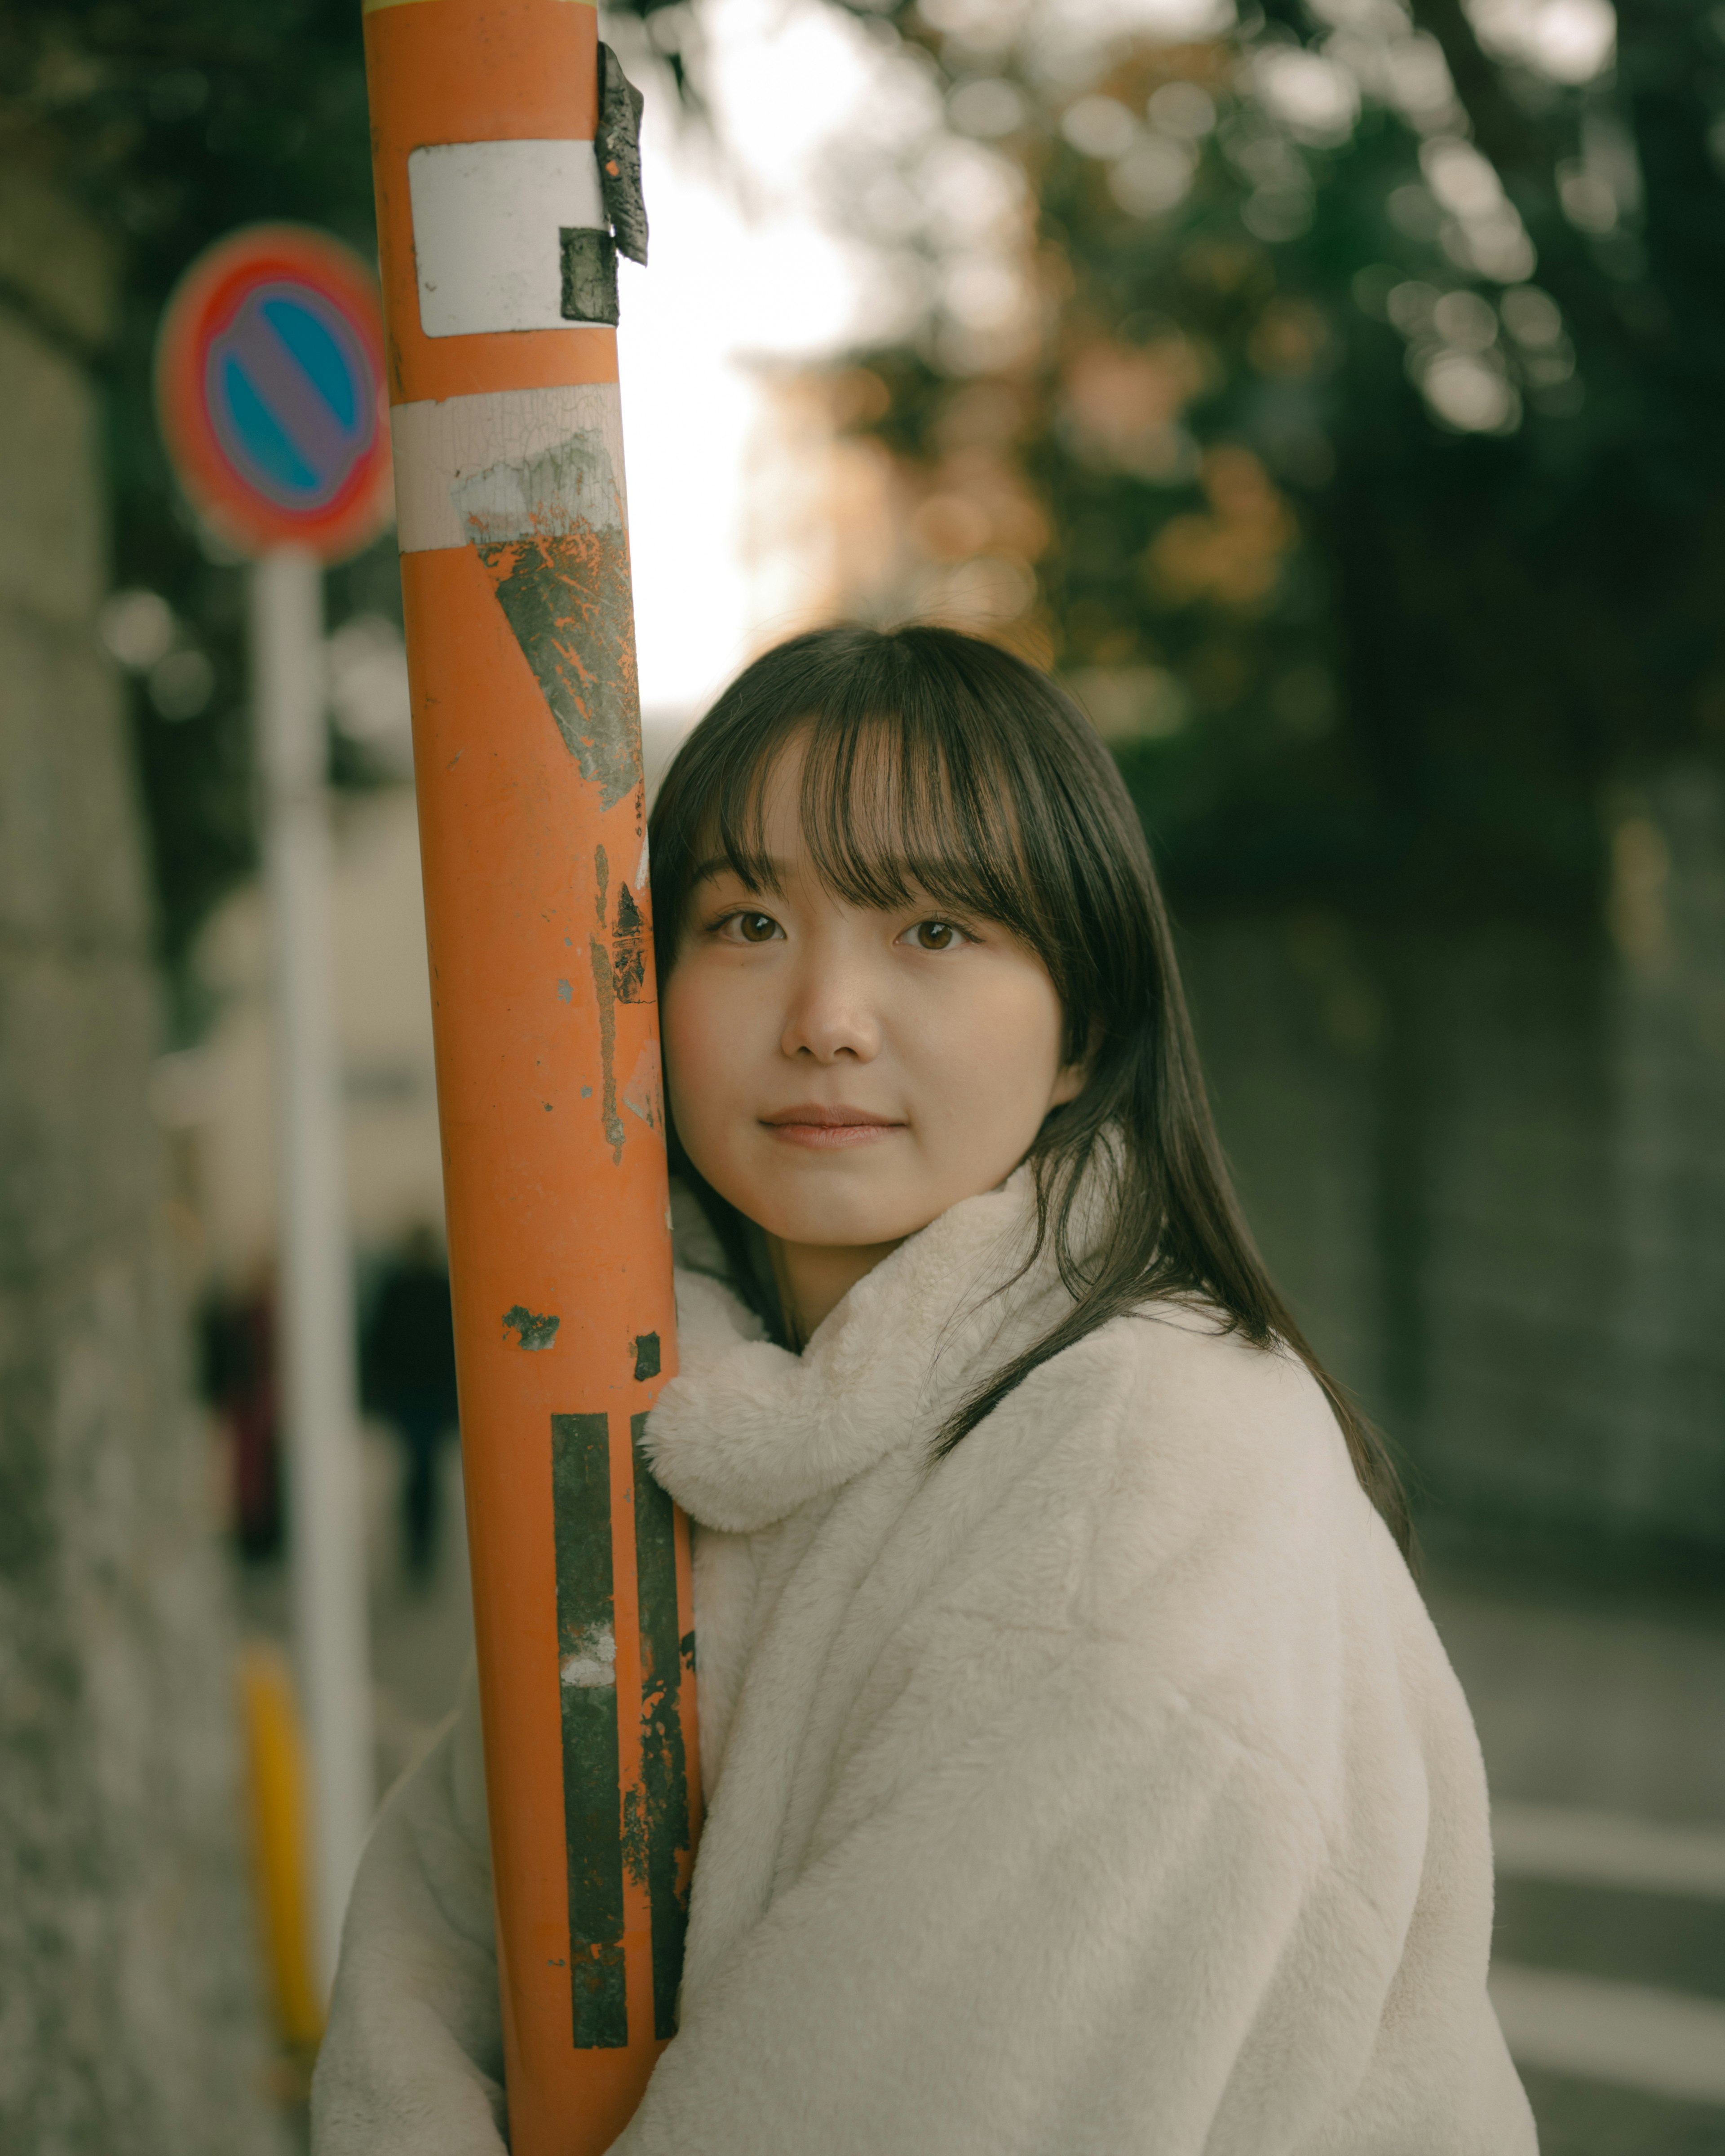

{"left": 760, "top": 1105, "right": 906, "bottom": 1150}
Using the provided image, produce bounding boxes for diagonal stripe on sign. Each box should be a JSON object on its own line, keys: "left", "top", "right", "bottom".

{"left": 215, "top": 288, "right": 367, "bottom": 499}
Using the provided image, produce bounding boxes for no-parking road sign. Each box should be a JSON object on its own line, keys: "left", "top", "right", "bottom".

{"left": 156, "top": 225, "right": 392, "bottom": 562}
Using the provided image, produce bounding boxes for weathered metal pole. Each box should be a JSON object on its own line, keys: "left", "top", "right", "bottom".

{"left": 361, "top": 4, "right": 696, "bottom": 2148}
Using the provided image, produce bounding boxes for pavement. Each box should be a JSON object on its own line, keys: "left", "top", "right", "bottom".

{"left": 1426, "top": 1554, "right": 1725, "bottom": 2152}
{"left": 362, "top": 1425, "right": 475, "bottom": 1798}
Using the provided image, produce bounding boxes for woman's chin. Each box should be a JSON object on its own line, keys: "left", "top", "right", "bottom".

{"left": 752, "top": 1187, "right": 942, "bottom": 1256}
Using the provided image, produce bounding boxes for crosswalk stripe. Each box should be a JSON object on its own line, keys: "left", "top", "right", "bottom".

{"left": 1490, "top": 1963, "right": 1725, "bottom": 2106}
{"left": 1493, "top": 1802, "right": 1725, "bottom": 1900}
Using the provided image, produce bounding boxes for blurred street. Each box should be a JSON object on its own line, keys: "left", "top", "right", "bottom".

{"left": 234, "top": 1425, "right": 473, "bottom": 1823}
{"left": 1428, "top": 1559, "right": 1725, "bottom": 2151}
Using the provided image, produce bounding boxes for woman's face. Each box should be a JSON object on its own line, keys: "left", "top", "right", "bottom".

{"left": 661, "top": 743, "right": 1084, "bottom": 1256}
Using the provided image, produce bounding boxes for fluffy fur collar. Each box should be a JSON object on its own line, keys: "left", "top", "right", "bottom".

{"left": 645, "top": 1166, "right": 1071, "bottom": 1535}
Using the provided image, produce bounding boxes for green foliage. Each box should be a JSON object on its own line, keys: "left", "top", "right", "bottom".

{"left": 1, "top": 0, "right": 683, "bottom": 1023}
{"left": 3, "top": 0, "right": 385, "bottom": 1017}
{"left": 841, "top": 0, "right": 1725, "bottom": 926}
{"left": 10, "top": 0, "right": 1725, "bottom": 999}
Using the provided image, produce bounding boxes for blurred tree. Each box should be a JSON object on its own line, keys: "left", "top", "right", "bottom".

{"left": 796, "top": 0, "right": 1725, "bottom": 1535}
{"left": 829, "top": 0, "right": 1725, "bottom": 929}
{"left": 11, "top": 0, "right": 1725, "bottom": 979}
{"left": 1, "top": 0, "right": 385, "bottom": 1022}
{"left": 1, "top": 0, "right": 695, "bottom": 1028}
{"left": 0, "top": 135, "right": 287, "bottom": 2153}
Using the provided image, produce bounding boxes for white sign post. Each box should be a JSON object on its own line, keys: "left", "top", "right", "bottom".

{"left": 251, "top": 545, "right": 374, "bottom": 1992}
{"left": 156, "top": 226, "right": 394, "bottom": 1998}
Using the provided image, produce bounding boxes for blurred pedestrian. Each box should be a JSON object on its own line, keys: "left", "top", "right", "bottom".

{"left": 201, "top": 1263, "right": 283, "bottom": 1561}
{"left": 361, "top": 1225, "right": 459, "bottom": 1581}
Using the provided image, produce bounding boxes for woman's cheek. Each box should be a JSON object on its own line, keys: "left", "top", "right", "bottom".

{"left": 932, "top": 971, "right": 1063, "bottom": 1111}
{"left": 659, "top": 970, "right": 702, "bottom": 1147}
{"left": 662, "top": 966, "right": 738, "bottom": 1179}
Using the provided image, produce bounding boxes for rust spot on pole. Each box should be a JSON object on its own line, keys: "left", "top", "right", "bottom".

{"left": 503, "top": 1306, "right": 561, "bottom": 1351}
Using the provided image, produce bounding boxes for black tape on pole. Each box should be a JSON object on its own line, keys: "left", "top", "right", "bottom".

{"left": 551, "top": 1412, "right": 628, "bottom": 2048}
{"left": 596, "top": 45, "right": 649, "bottom": 267}
{"left": 631, "top": 1413, "right": 692, "bottom": 2038}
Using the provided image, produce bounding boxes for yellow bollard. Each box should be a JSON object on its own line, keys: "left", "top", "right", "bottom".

{"left": 239, "top": 1642, "right": 327, "bottom": 2054}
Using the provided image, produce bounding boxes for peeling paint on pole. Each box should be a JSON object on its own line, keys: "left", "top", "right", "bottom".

{"left": 454, "top": 431, "right": 641, "bottom": 807}
{"left": 475, "top": 527, "right": 640, "bottom": 807}
{"left": 588, "top": 933, "right": 627, "bottom": 1163}
{"left": 611, "top": 882, "right": 649, "bottom": 1001}
{"left": 504, "top": 1305, "right": 561, "bottom": 1351}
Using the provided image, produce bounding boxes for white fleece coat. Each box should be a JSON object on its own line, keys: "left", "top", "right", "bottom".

{"left": 313, "top": 1171, "right": 1536, "bottom": 2156}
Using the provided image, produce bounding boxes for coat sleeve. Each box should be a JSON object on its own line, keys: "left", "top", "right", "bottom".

{"left": 311, "top": 1663, "right": 507, "bottom": 2156}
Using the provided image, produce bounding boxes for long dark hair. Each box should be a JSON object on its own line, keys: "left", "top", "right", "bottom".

{"left": 648, "top": 623, "right": 1410, "bottom": 1555}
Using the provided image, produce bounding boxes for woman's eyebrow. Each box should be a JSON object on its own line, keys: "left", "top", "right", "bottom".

{"left": 690, "top": 856, "right": 782, "bottom": 892}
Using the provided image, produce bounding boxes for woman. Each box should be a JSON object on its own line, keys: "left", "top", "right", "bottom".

{"left": 314, "top": 624, "right": 1534, "bottom": 2153}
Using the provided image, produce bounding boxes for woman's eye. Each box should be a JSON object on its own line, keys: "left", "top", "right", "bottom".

{"left": 902, "top": 919, "right": 969, "bottom": 951}
{"left": 728, "top": 911, "right": 783, "bottom": 944}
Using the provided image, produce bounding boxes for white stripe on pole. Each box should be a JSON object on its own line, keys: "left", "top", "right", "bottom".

{"left": 252, "top": 543, "right": 374, "bottom": 1995}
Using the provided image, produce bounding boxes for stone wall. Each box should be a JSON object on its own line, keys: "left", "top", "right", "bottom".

{"left": 0, "top": 157, "right": 284, "bottom": 2152}
{"left": 1183, "top": 778, "right": 1725, "bottom": 1552}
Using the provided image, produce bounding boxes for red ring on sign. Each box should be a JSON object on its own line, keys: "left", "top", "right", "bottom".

{"left": 156, "top": 224, "right": 393, "bottom": 564}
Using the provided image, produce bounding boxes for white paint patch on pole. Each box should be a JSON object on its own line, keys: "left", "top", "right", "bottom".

{"left": 408, "top": 140, "right": 607, "bottom": 337}
{"left": 252, "top": 545, "right": 374, "bottom": 1995}
{"left": 389, "top": 383, "right": 627, "bottom": 553}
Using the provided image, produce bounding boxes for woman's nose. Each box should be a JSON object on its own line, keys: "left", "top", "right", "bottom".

{"left": 778, "top": 961, "right": 881, "bottom": 1064}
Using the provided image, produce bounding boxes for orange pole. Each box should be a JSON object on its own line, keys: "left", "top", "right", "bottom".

{"left": 361, "top": 6, "right": 696, "bottom": 2150}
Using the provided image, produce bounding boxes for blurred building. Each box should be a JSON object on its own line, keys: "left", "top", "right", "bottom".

{"left": 164, "top": 780, "right": 444, "bottom": 1287}
{"left": 1181, "top": 790, "right": 1725, "bottom": 1560}
{"left": 0, "top": 150, "right": 283, "bottom": 2154}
